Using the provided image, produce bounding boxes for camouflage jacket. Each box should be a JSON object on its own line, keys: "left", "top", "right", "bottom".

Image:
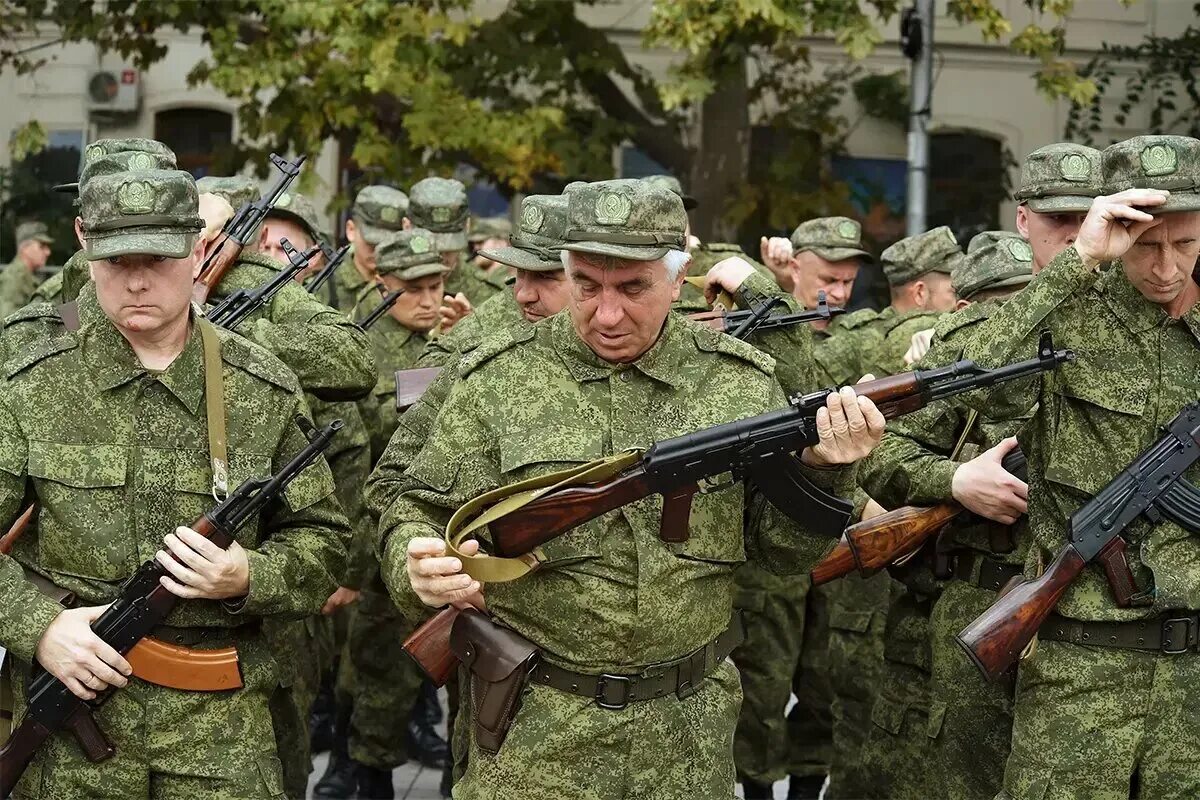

{"left": 315, "top": 248, "right": 372, "bottom": 313}
{"left": 308, "top": 395, "right": 375, "bottom": 590}
{"left": 372, "top": 311, "right": 854, "bottom": 670}
{"left": 0, "top": 257, "right": 37, "bottom": 319}
{"left": 0, "top": 290, "right": 349, "bottom": 665}
{"left": 445, "top": 257, "right": 506, "bottom": 307}
{"left": 358, "top": 311, "right": 432, "bottom": 462}
{"left": 723, "top": 270, "right": 815, "bottom": 397}
{"left": 964, "top": 247, "right": 1200, "bottom": 621}
{"left": 674, "top": 242, "right": 772, "bottom": 313}
{"left": 864, "top": 307, "right": 945, "bottom": 378}
{"left": 416, "top": 288, "right": 523, "bottom": 369}
{"left": 811, "top": 306, "right": 886, "bottom": 386}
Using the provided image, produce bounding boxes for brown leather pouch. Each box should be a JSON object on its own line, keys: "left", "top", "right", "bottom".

{"left": 449, "top": 609, "right": 539, "bottom": 755}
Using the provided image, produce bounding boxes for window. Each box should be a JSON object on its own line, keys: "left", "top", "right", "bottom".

{"left": 153, "top": 108, "right": 233, "bottom": 178}
{"left": 929, "top": 132, "right": 1010, "bottom": 242}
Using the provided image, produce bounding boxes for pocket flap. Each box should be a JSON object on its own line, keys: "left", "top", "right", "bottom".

{"left": 450, "top": 610, "right": 538, "bottom": 683}
{"left": 828, "top": 606, "right": 873, "bottom": 633}
{"left": 869, "top": 695, "right": 907, "bottom": 735}
{"left": 499, "top": 427, "right": 603, "bottom": 474}
{"left": 27, "top": 442, "right": 126, "bottom": 488}
{"left": 1056, "top": 362, "right": 1144, "bottom": 416}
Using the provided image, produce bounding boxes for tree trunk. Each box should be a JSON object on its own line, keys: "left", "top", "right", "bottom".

{"left": 689, "top": 60, "right": 750, "bottom": 243}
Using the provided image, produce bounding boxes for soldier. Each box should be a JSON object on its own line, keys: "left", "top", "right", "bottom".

{"left": 335, "top": 186, "right": 408, "bottom": 312}
{"left": 0, "top": 165, "right": 350, "bottom": 799}
{"left": 959, "top": 135, "right": 1200, "bottom": 800}
{"left": 0, "top": 221, "right": 54, "bottom": 317}
{"left": 408, "top": 177, "right": 501, "bottom": 308}
{"left": 262, "top": 191, "right": 328, "bottom": 281}
{"left": 466, "top": 215, "right": 512, "bottom": 274}
{"left": 370, "top": 178, "right": 884, "bottom": 799}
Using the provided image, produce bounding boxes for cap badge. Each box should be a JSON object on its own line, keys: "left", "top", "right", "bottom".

{"left": 595, "top": 192, "right": 632, "bottom": 226}
{"left": 521, "top": 203, "right": 545, "bottom": 234}
{"left": 431, "top": 207, "right": 452, "bottom": 224}
{"left": 409, "top": 234, "right": 431, "bottom": 254}
{"left": 1006, "top": 239, "right": 1033, "bottom": 262}
{"left": 128, "top": 152, "right": 155, "bottom": 171}
{"left": 836, "top": 220, "right": 859, "bottom": 240}
{"left": 117, "top": 180, "right": 155, "bottom": 215}
{"left": 1059, "top": 153, "right": 1090, "bottom": 182}
{"left": 1141, "top": 143, "right": 1177, "bottom": 177}
{"left": 380, "top": 206, "right": 400, "bottom": 224}
{"left": 84, "top": 143, "right": 105, "bottom": 165}
{"left": 277, "top": 192, "right": 292, "bottom": 208}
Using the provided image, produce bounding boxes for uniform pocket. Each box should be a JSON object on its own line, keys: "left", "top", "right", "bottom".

{"left": 674, "top": 477, "right": 746, "bottom": 565}
{"left": 1045, "top": 365, "right": 1144, "bottom": 497}
{"left": 828, "top": 606, "right": 874, "bottom": 634}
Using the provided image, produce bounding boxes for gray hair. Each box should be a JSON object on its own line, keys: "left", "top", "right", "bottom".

{"left": 560, "top": 248, "right": 690, "bottom": 280}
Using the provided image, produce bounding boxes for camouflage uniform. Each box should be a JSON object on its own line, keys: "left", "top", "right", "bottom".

{"left": 408, "top": 178, "right": 499, "bottom": 307}
{"left": 322, "top": 186, "right": 408, "bottom": 313}
{"left": 962, "top": 135, "right": 1200, "bottom": 800}
{"left": 0, "top": 222, "right": 54, "bottom": 318}
{"left": 371, "top": 180, "right": 855, "bottom": 799}
{"left": 0, "top": 166, "right": 350, "bottom": 800}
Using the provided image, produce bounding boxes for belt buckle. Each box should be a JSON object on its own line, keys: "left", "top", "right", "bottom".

{"left": 594, "top": 674, "right": 632, "bottom": 710}
{"left": 1161, "top": 617, "right": 1194, "bottom": 655}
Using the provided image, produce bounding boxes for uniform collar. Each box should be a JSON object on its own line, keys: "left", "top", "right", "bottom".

{"left": 80, "top": 291, "right": 204, "bottom": 415}
{"left": 551, "top": 311, "right": 686, "bottom": 389}
{"left": 1098, "top": 263, "right": 1200, "bottom": 337}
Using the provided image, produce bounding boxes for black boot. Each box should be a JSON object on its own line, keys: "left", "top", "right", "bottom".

{"left": 313, "top": 705, "right": 355, "bottom": 799}
{"left": 742, "top": 779, "right": 774, "bottom": 799}
{"left": 417, "top": 679, "right": 444, "bottom": 726}
{"left": 309, "top": 672, "right": 337, "bottom": 754}
{"left": 787, "top": 774, "right": 826, "bottom": 800}
{"left": 440, "top": 763, "right": 453, "bottom": 799}
{"left": 405, "top": 716, "right": 450, "bottom": 768}
{"left": 354, "top": 763, "right": 394, "bottom": 800}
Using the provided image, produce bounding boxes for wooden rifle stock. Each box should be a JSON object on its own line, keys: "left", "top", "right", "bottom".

{"left": 809, "top": 503, "right": 962, "bottom": 585}
{"left": 0, "top": 506, "right": 35, "bottom": 556}
{"left": 402, "top": 607, "right": 461, "bottom": 687}
{"left": 192, "top": 236, "right": 243, "bottom": 305}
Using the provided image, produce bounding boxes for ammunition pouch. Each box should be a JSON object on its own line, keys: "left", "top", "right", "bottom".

{"left": 450, "top": 609, "right": 539, "bottom": 755}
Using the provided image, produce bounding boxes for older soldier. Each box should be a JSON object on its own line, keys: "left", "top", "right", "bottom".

{"left": 0, "top": 221, "right": 54, "bottom": 317}
{"left": 371, "top": 178, "right": 884, "bottom": 799}
{"left": 962, "top": 135, "right": 1200, "bottom": 800}
{"left": 0, "top": 166, "right": 350, "bottom": 799}
{"left": 408, "top": 177, "right": 500, "bottom": 308}
{"left": 334, "top": 186, "right": 408, "bottom": 313}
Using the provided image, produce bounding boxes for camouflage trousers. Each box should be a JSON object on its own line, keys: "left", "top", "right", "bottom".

{"left": 339, "top": 589, "right": 425, "bottom": 768}
{"left": 731, "top": 563, "right": 830, "bottom": 785}
{"left": 453, "top": 660, "right": 742, "bottom": 799}
{"left": 822, "top": 574, "right": 890, "bottom": 799}
{"left": 9, "top": 661, "right": 285, "bottom": 799}
{"left": 270, "top": 616, "right": 337, "bottom": 799}
{"left": 928, "top": 578, "right": 1015, "bottom": 800}
{"left": 1001, "top": 638, "right": 1200, "bottom": 800}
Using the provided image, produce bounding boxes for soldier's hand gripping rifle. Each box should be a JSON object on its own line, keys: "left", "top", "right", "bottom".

{"left": 357, "top": 287, "right": 404, "bottom": 331}
{"left": 0, "top": 418, "right": 342, "bottom": 799}
{"left": 305, "top": 243, "right": 351, "bottom": 295}
{"left": 956, "top": 402, "right": 1200, "bottom": 682}
{"left": 688, "top": 291, "right": 844, "bottom": 340}
{"left": 206, "top": 239, "right": 321, "bottom": 331}
{"left": 192, "top": 153, "right": 306, "bottom": 304}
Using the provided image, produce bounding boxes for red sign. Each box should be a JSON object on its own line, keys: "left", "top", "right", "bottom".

{"left": 121, "top": 69, "right": 137, "bottom": 85}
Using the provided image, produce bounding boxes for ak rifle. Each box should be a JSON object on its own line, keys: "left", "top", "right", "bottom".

{"left": 305, "top": 243, "right": 351, "bottom": 295}
{"left": 688, "top": 290, "right": 843, "bottom": 340}
{"left": 206, "top": 239, "right": 321, "bottom": 330}
{"left": 357, "top": 288, "right": 404, "bottom": 331}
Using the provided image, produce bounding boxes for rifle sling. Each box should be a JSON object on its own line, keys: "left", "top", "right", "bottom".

{"left": 445, "top": 451, "right": 643, "bottom": 584}
{"left": 197, "top": 319, "right": 230, "bottom": 500}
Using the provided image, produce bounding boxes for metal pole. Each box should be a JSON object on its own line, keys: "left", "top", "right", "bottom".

{"left": 906, "top": 0, "right": 934, "bottom": 236}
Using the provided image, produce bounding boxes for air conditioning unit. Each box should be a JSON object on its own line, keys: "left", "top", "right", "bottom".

{"left": 86, "top": 68, "right": 140, "bottom": 113}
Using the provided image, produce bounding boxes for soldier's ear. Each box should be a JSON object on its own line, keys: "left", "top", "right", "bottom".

{"left": 345, "top": 218, "right": 357, "bottom": 242}
{"left": 1015, "top": 204, "right": 1031, "bottom": 238}
{"left": 74, "top": 217, "right": 86, "bottom": 250}
{"left": 402, "top": 217, "right": 412, "bottom": 231}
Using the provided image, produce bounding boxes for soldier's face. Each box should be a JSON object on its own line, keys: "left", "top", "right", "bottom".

{"left": 262, "top": 218, "right": 318, "bottom": 277}
{"left": 514, "top": 268, "right": 569, "bottom": 323}
{"left": 566, "top": 252, "right": 685, "bottom": 363}
{"left": 790, "top": 252, "right": 859, "bottom": 310}
{"left": 90, "top": 241, "right": 202, "bottom": 337}
{"left": 346, "top": 219, "right": 377, "bottom": 272}
{"left": 381, "top": 272, "right": 444, "bottom": 332}
{"left": 19, "top": 240, "right": 51, "bottom": 270}
{"left": 439, "top": 250, "right": 462, "bottom": 270}
{"left": 1122, "top": 211, "right": 1200, "bottom": 313}
{"left": 1016, "top": 206, "right": 1086, "bottom": 273}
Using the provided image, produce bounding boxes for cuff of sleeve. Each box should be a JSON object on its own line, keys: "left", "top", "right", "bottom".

{"left": 223, "top": 549, "right": 287, "bottom": 617}
{"left": 920, "top": 459, "right": 959, "bottom": 502}
{"left": 796, "top": 459, "right": 855, "bottom": 495}
{"left": 381, "top": 523, "right": 440, "bottom": 616}
{"left": 6, "top": 592, "right": 65, "bottom": 663}
{"left": 736, "top": 271, "right": 796, "bottom": 311}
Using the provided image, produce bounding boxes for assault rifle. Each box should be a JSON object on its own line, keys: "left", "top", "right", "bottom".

{"left": 305, "top": 243, "right": 351, "bottom": 295}
{"left": 357, "top": 288, "right": 404, "bottom": 331}
{"left": 688, "top": 291, "right": 843, "bottom": 340}
{"left": 193, "top": 153, "right": 306, "bottom": 304}
{"left": 403, "top": 334, "right": 1072, "bottom": 684}
{"left": 957, "top": 402, "right": 1200, "bottom": 682}
{"left": 206, "top": 239, "right": 321, "bottom": 331}
{"left": 0, "top": 418, "right": 342, "bottom": 799}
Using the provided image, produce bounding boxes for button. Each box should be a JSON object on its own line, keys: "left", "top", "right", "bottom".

{"left": 619, "top": 371, "right": 631, "bottom": 383}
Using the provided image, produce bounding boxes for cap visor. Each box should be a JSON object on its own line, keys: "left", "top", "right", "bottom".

{"left": 1153, "top": 193, "right": 1200, "bottom": 213}
{"left": 52, "top": 182, "right": 79, "bottom": 194}
{"left": 267, "top": 208, "right": 321, "bottom": 243}
{"left": 682, "top": 195, "right": 699, "bottom": 211}
{"left": 357, "top": 221, "right": 395, "bottom": 247}
{"left": 33, "top": 235, "right": 54, "bottom": 245}
{"left": 1024, "top": 195, "right": 1095, "bottom": 213}
{"left": 806, "top": 245, "right": 873, "bottom": 264}
{"left": 431, "top": 230, "right": 468, "bottom": 253}
{"left": 379, "top": 262, "right": 448, "bottom": 281}
{"left": 479, "top": 245, "right": 560, "bottom": 272}
{"left": 85, "top": 230, "right": 196, "bottom": 261}
{"left": 560, "top": 241, "right": 671, "bottom": 262}
{"left": 961, "top": 274, "right": 1032, "bottom": 300}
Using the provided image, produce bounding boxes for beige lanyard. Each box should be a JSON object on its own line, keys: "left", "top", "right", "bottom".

{"left": 197, "top": 319, "right": 230, "bottom": 500}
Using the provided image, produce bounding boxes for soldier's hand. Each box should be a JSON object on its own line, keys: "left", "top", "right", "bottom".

{"left": 951, "top": 437, "right": 1028, "bottom": 525}
{"left": 197, "top": 193, "right": 235, "bottom": 243}
{"left": 407, "top": 537, "right": 486, "bottom": 611}
{"left": 704, "top": 257, "right": 757, "bottom": 303}
{"left": 861, "top": 498, "right": 889, "bottom": 521}
{"left": 759, "top": 236, "right": 793, "bottom": 273}
{"left": 801, "top": 386, "right": 886, "bottom": 467}
{"left": 321, "top": 586, "right": 361, "bottom": 615}
{"left": 440, "top": 293, "right": 472, "bottom": 332}
{"left": 904, "top": 328, "right": 935, "bottom": 366}
{"left": 156, "top": 527, "right": 251, "bottom": 600}
{"left": 35, "top": 605, "right": 132, "bottom": 701}
{"left": 1073, "top": 189, "right": 1168, "bottom": 269}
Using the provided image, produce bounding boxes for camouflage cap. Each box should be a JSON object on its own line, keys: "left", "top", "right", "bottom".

{"left": 14, "top": 221, "right": 53, "bottom": 246}
{"left": 408, "top": 178, "right": 469, "bottom": 252}
{"left": 54, "top": 137, "right": 177, "bottom": 194}
{"left": 789, "top": 217, "right": 873, "bottom": 263}
{"left": 1101, "top": 135, "right": 1200, "bottom": 213}
{"left": 195, "top": 175, "right": 260, "bottom": 211}
{"left": 352, "top": 185, "right": 408, "bottom": 246}
{"left": 80, "top": 149, "right": 178, "bottom": 190}
{"left": 479, "top": 195, "right": 567, "bottom": 272}
{"left": 880, "top": 226, "right": 963, "bottom": 287}
{"left": 1014, "top": 143, "right": 1102, "bottom": 213}
{"left": 374, "top": 228, "right": 447, "bottom": 280}
{"left": 954, "top": 231, "right": 1034, "bottom": 300}
{"left": 79, "top": 169, "right": 204, "bottom": 260}
{"left": 559, "top": 179, "right": 687, "bottom": 262}
{"left": 267, "top": 191, "right": 325, "bottom": 245}
{"left": 640, "top": 174, "right": 698, "bottom": 211}
{"left": 468, "top": 215, "right": 513, "bottom": 244}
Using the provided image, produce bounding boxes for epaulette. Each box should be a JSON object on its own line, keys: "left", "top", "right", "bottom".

{"left": 238, "top": 249, "right": 288, "bottom": 273}
{"left": 458, "top": 324, "right": 535, "bottom": 378}
{"left": 700, "top": 242, "right": 744, "bottom": 254}
{"left": 4, "top": 329, "right": 76, "bottom": 379}
{"left": 689, "top": 320, "right": 775, "bottom": 376}
{"left": 831, "top": 307, "right": 880, "bottom": 331}
{"left": 215, "top": 327, "right": 301, "bottom": 392}
{"left": 932, "top": 302, "right": 993, "bottom": 342}
{"left": 3, "top": 302, "right": 62, "bottom": 330}
{"left": 882, "top": 308, "right": 941, "bottom": 336}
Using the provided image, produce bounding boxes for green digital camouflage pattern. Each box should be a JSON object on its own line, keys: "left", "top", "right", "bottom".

{"left": 0, "top": 257, "right": 38, "bottom": 319}
{"left": 790, "top": 217, "right": 873, "bottom": 263}
{"left": 308, "top": 397, "right": 375, "bottom": 590}
{"left": 416, "top": 288, "right": 525, "bottom": 369}
{"left": 962, "top": 245, "right": 1200, "bottom": 799}
{"left": 0, "top": 291, "right": 350, "bottom": 799}
{"left": 408, "top": 177, "right": 469, "bottom": 252}
{"left": 316, "top": 246, "right": 372, "bottom": 312}
{"left": 1099, "top": 134, "right": 1200, "bottom": 212}
{"left": 195, "top": 175, "right": 260, "bottom": 212}
{"left": 468, "top": 215, "right": 512, "bottom": 243}
{"left": 208, "top": 250, "right": 376, "bottom": 402}
{"left": 1013, "top": 143, "right": 1102, "bottom": 213}
{"left": 865, "top": 308, "right": 945, "bottom": 378}
{"left": 14, "top": 221, "right": 53, "bottom": 246}
{"left": 811, "top": 307, "right": 887, "bottom": 386}
{"left": 955, "top": 233, "right": 1034, "bottom": 300}
{"left": 880, "top": 227, "right": 962, "bottom": 288}
{"left": 445, "top": 254, "right": 509, "bottom": 307}
{"left": 79, "top": 169, "right": 204, "bottom": 260}
{"left": 356, "top": 306, "right": 433, "bottom": 462}
{"left": 640, "top": 174, "right": 697, "bottom": 209}
{"left": 371, "top": 311, "right": 854, "bottom": 798}
{"left": 374, "top": 228, "right": 444, "bottom": 277}
{"left": 268, "top": 191, "right": 325, "bottom": 244}
{"left": 561, "top": 179, "right": 687, "bottom": 262}
{"left": 482, "top": 194, "right": 567, "bottom": 272}
{"left": 675, "top": 243, "right": 773, "bottom": 313}
{"left": 351, "top": 185, "right": 408, "bottom": 245}
{"left": 29, "top": 269, "right": 64, "bottom": 305}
